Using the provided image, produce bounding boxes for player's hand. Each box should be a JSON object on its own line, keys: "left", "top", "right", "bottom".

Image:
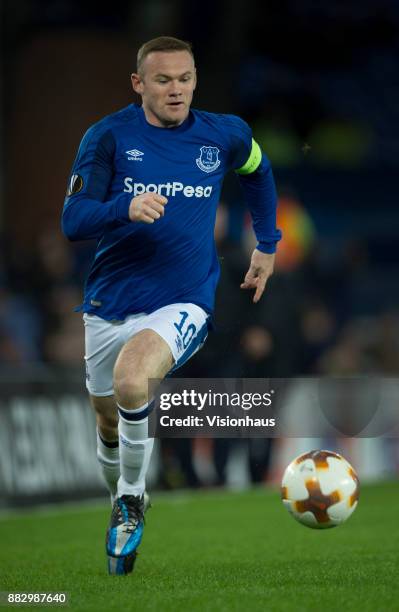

{"left": 128, "top": 193, "right": 168, "bottom": 224}
{"left": 240, "top": 249, "right": 275, "bottom": 303}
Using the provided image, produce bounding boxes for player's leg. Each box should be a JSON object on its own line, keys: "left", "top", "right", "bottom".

{"left": 92, "top": 389, "right": 151, "bottom": 551}
{"left": 83, "top": 314, "right": 124, "bottom": 503}
{"left": 106, "top": 304, "right": 208, "bottom": 574}
{"left": 90, "top": 394, "right": 120, "bottom": 504}
{"left": 106, "top": 329, "right": 172, "bottom": 574}
{"left": 91, "top": 394, "right": 119, "bottom": 440}
{"left": 114, "top": 328, "right": 174, "bottom": 497}
{"left": 114, "top": 303, "right": 209, "bottom": 499}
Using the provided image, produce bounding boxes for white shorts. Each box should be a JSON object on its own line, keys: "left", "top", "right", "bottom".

{"left": 83, "top": 303, "right": 209, "bottom": 397}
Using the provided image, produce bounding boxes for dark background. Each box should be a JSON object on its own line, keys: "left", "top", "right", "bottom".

{"left": 2, "top": 0, "right": 399, "bottom": 378}
{"left": 1, "top": 0, "right": 399, "bottom": 492}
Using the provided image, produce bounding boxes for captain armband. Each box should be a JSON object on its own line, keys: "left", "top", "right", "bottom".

{"left": 235, "top": 139, "right": 262, "bottom": 175}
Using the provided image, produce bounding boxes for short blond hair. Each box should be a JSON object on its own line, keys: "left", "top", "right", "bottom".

{"left": 137, "top": 36, "right": 194, "bottom": 74}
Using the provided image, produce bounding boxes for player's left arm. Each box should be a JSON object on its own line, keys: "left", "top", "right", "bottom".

{"left": 235, "top": 137, "right": 282, "bottom": 303}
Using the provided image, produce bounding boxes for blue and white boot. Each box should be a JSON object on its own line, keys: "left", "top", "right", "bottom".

{"left": 106, "top": 493, "right": 150, "bottom": 575}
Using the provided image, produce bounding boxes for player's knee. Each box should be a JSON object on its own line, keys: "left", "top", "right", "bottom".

{"left": 113, "top": 374, "right": 147, "bottom": 410}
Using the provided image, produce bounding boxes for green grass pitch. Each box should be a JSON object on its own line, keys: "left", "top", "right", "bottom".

{"left": 0, "top": 482, "right": 398, "bottom": 611}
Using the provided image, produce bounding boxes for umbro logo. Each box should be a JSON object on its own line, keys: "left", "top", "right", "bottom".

{"left": 126, "top": 149, "right": 144, "bottom": 161}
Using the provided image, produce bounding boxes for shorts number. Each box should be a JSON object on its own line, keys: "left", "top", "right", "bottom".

{"left": 174, "top": 311, "right": 196, "bottom": 349}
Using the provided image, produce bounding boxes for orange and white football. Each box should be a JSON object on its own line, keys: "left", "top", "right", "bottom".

{"left": 281, "top": 450, "right": 360, "bottom": 529}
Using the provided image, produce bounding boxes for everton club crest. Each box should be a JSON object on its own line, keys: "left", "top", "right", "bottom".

{"left": 196, "top": 146, "right": 221, "bottom": 173}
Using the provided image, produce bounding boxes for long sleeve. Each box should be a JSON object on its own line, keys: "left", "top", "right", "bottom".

{"left": 238, "top": 154, "right": 282, "bottom": 253}
{"left": 225, "top": 115, "right": 282, "bottom": 254}
{"left": 62, "top": 125, "right": 131, "bottom": 241}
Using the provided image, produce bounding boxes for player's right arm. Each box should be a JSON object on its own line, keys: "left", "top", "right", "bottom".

{"left": 62, "top": 125, "right": 166, "bottom": 241}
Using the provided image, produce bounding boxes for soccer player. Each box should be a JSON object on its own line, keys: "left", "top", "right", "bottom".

{"left": 62, "top": 36, "right": 281, "bottom": 575}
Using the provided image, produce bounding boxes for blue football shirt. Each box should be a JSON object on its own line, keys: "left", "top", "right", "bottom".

{"left": 62, "top": 104, "right": 280, "bottom": 320}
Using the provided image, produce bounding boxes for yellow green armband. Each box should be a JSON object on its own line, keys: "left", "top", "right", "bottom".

{"left": 235, "top": 138, "right": 262, "bottom": 175}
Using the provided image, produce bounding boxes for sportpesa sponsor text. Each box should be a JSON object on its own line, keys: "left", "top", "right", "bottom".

{"left": 123, "top": 178, "right": 213, "bottom": 198}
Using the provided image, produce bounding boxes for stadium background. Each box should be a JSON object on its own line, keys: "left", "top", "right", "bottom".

{"left": 1, "top": 0, "right": 399, "bottom": 508}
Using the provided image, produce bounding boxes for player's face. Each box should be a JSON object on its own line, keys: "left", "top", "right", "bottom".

{"left": 131, "top": 51, "right": 196, "bottom": 128}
